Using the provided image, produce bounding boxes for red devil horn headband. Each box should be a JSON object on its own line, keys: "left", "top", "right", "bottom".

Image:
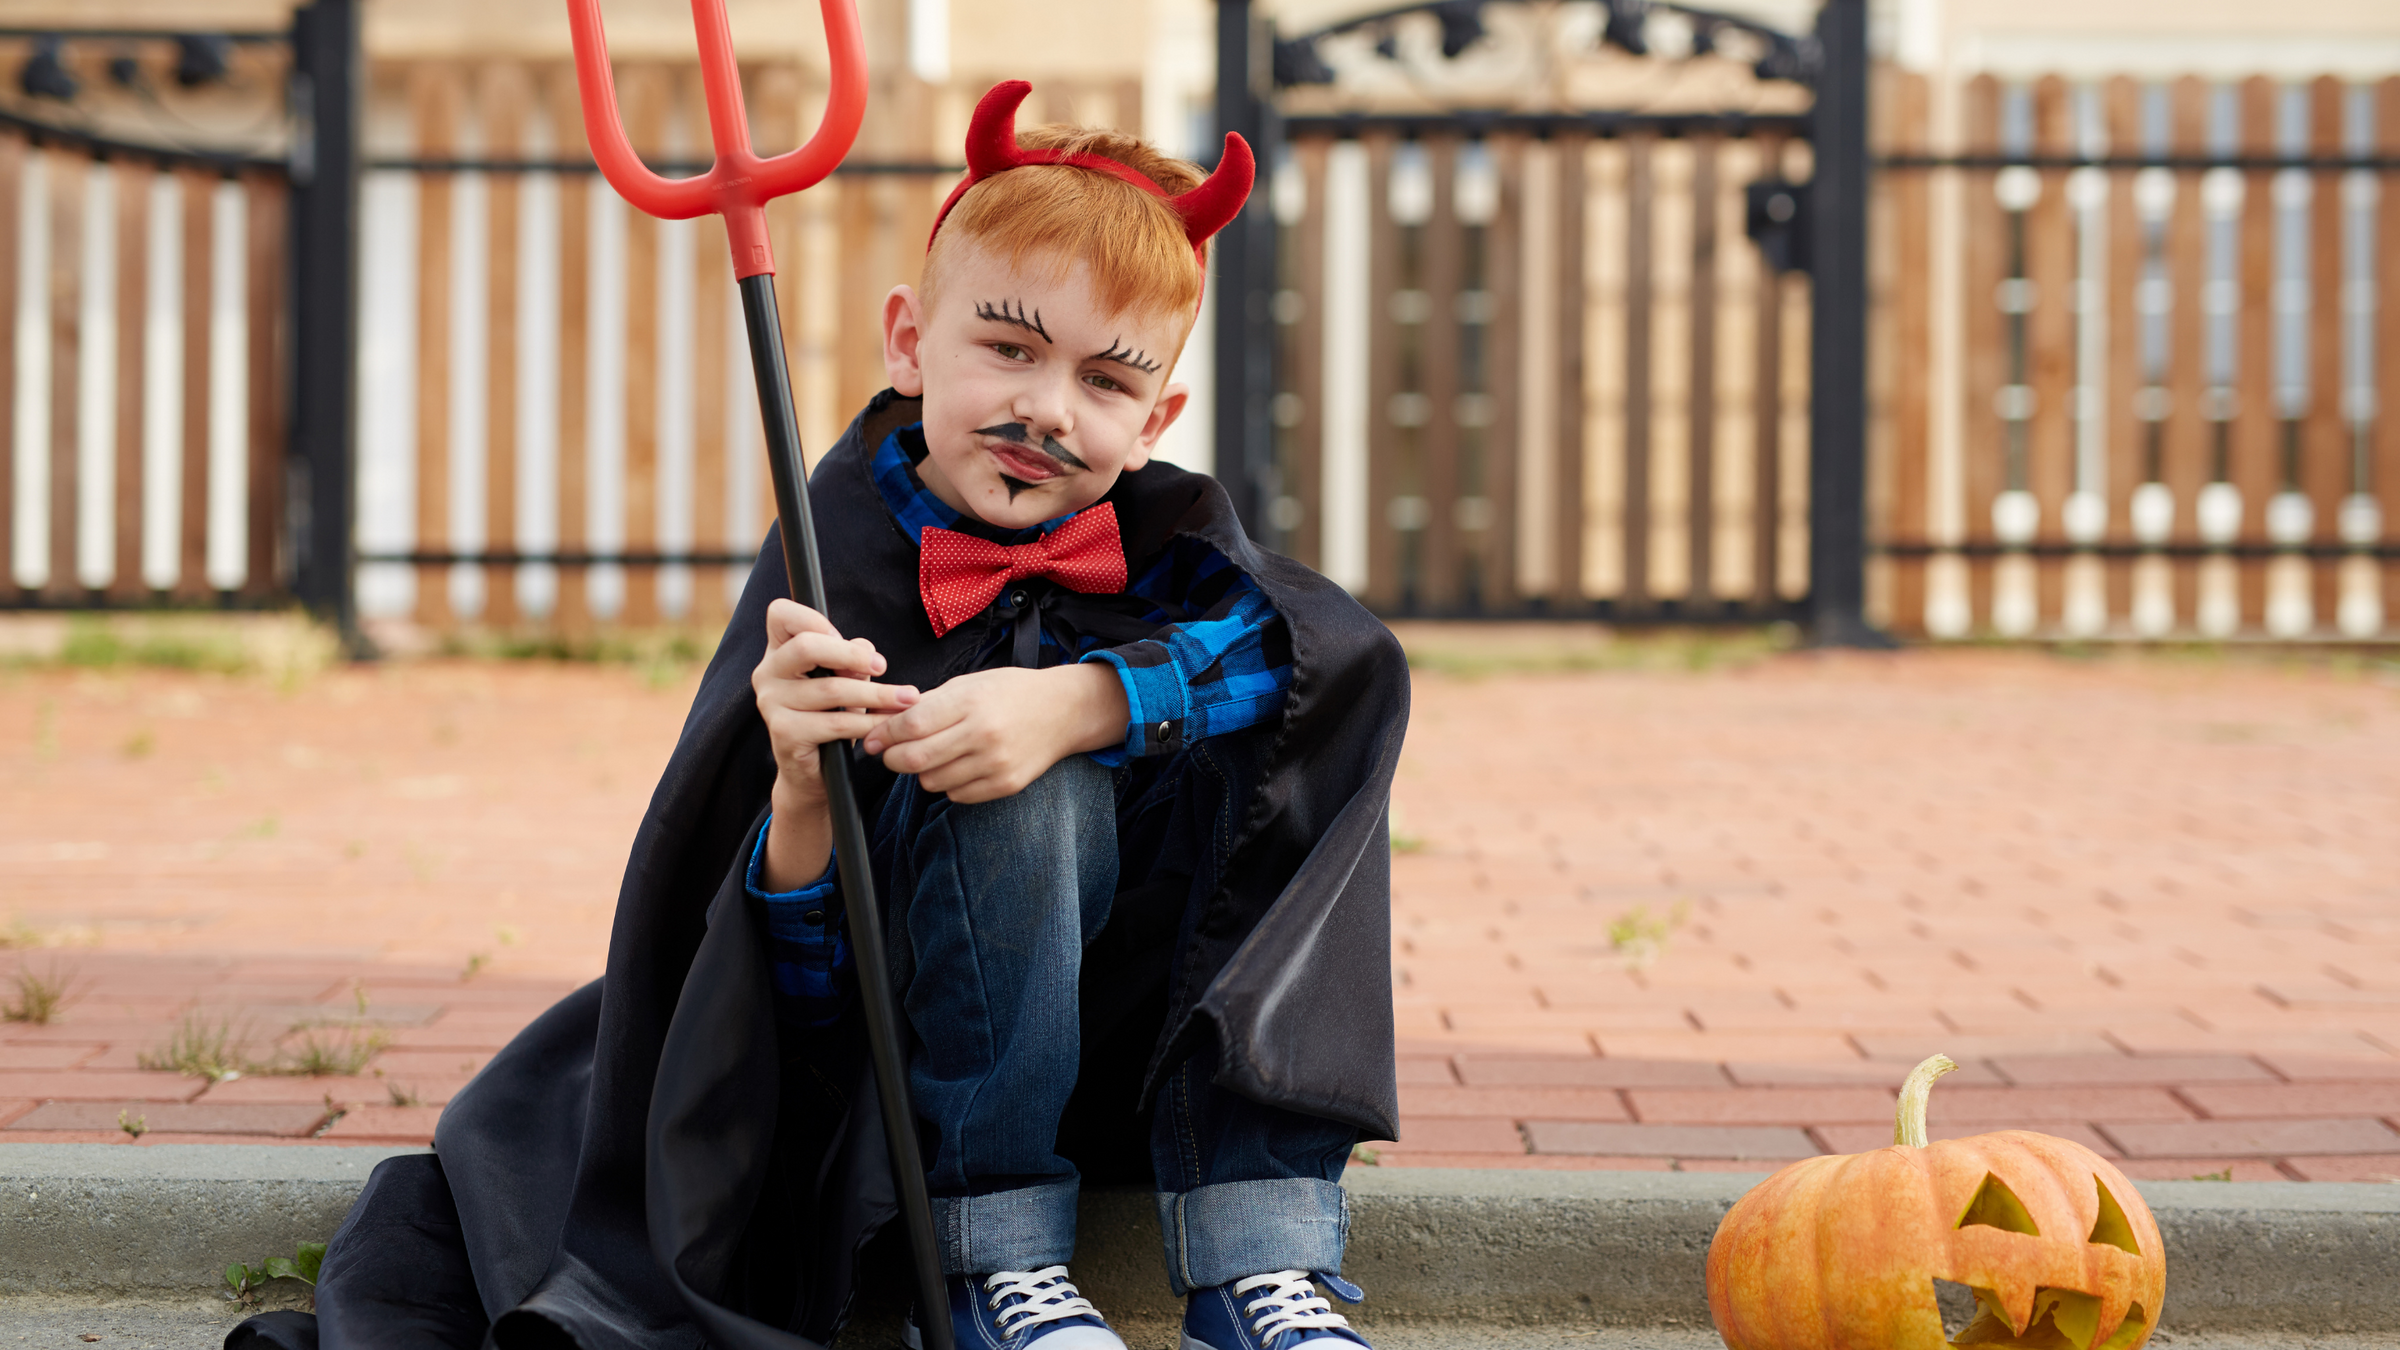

{"left": 927, "top": 80, "right": 1254, "bottom": 255}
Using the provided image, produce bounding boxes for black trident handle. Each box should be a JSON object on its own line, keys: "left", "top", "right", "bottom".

{"left": 739, "top": 274, "right": 952, "bottom": 1350}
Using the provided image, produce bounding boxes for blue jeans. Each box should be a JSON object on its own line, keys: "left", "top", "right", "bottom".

{"left": 876, "top": 755, "right": 1357, "bottom": 1294}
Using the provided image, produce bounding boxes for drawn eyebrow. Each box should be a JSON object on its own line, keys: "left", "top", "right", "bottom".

{"left": 1091, "top": 338, "right": 1162, "bottom": 375}
{"left": 974, "top": 299, "right": 1051, "bottom": 342}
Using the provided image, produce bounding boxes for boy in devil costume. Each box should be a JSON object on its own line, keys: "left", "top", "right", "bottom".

{"left": 232, "top": 82, "right": 1405, "bottom": 1350}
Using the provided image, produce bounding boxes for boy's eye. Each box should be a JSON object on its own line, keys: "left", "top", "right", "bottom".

{"left": 1084, "top": 373, "right": 1125, "bottom": 394}
{"left": 991, "top": 342, "right": 1030, "bottom": 362}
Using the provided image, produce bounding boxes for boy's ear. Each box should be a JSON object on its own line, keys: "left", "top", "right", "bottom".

{"left": 883, "top": 285, "right": 926, "bottom": 397}
{"left": 1126, "top": 382, "right": 1190, "bottom": 473}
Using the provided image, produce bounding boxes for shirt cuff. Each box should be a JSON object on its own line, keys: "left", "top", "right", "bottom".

{"left": 745, "top": 820, "right": 840, "bottom": 906}
{"left": 1080, "top": 646, "right": 1189, "bottom": 761}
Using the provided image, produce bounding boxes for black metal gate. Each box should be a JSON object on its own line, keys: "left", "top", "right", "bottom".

{"left": 1212, "top": 0, "right": 1880, "bottom": 641}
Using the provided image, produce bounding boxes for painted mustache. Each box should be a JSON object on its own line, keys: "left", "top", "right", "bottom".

{"left": 973, "top": 423, "right": 1088, "bottom": 473}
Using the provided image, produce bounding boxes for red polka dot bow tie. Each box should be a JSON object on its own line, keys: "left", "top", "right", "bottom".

{"left": 917, "top": 502, "right": 1128, "bottom": 637}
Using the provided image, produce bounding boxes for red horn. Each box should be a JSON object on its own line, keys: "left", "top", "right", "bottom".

{"left": 1170, "top": 132, "right": 1255, "bottom": 246}
{"left": 964, "top": 80, "right": 1036, "bottom": 178}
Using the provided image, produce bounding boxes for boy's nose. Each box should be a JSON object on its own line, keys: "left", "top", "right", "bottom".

{"left": 1011, "top": 373, "right": 1075, "bottom": 443}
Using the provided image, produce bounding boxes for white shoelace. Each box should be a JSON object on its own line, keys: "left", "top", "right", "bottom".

{"left": 1233, "top": 1270, "right": 1353, "bottom": 1343}
{"left": 983, "top": 1266, "right": 1103, "bottom": 1336}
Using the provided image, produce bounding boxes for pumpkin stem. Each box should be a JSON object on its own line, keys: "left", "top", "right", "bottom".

{"left": 1894, "top": 1053, "right": 1959, "bottom": 1148}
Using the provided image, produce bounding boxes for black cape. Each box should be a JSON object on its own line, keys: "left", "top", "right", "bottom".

{"left": 234, "top": 391, "right": 1407, "bottom": 1350}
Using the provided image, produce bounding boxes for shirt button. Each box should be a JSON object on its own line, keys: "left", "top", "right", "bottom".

{"left": 1008, "top": 589, "right": 1028, "bottom": 607}
{"left": 1156, "top": 721, "right": 1174, "bottom": 741}
{"left": 802, "top": 910, "right": 824, "bottom": 925}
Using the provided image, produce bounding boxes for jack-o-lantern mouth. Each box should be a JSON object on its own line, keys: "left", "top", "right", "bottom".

{"left": 1940, "top": 1284, "right": 2149, "bottom": 1350}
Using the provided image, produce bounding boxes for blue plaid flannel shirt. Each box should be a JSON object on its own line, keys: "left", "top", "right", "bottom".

{"left": 750, "top": 423, "right": 1292, "bottom": 1025}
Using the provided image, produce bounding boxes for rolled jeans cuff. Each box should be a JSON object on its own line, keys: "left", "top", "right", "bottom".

{"left": 931, "top": 1179, "right": 1079, "bottom": 1275}
{"left": 1154, "top": 1179, "right": 1350, "bottom": 1296}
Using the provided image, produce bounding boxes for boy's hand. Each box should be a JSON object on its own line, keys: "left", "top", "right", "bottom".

{"left": 863, "top": 664, "right": 1127, "bottom": 803}
{"left": 752, "top": 599, "right": 920, "bottom": 889}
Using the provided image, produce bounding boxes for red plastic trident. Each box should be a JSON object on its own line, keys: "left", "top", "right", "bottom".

{"left": 565, "top": 0, "right": 863, "bottom": 278}
{"left": 566, "top": 7, "right": 951, "bottom": 1348}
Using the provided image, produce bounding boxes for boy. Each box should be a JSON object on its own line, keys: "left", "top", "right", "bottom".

{"left": 243, "top": 82, "right": 1406, "bottom": 1350}
{"left": 750, "top": 81, "right": 1393, "bottom": 1350}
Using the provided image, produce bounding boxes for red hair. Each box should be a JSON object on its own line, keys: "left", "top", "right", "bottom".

{"left": 920, "top": 123, "right": 1209, "bottom": 327}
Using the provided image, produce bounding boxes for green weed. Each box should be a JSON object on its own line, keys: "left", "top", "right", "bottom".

{"left": 2191, "top": 1167, "right": 2233, "bottom": 1182}
{"left": 223, "top": 1241, "right": 326, "bottom": 1309}
{"left": 386, "top": 1080, "right": 423, "bottom": 1107}
{"left": 118, "top": 1109, "right": 147, "bottom": 1138}
{"left": 141, "top": 1010, "right": 258, "bottom": 1082}
{"left": 1608, "top": 900, "right": 1692, "bottom": 971}
{"left": 271, "top": 1024, "right": 390, "bottom": 1078}
{"left": 121, "top": 728, "right": 156, "bottom": 758}
{"left": 62, "top": 619, "right": 250, "bottom": 674}
{"left": 1349, "top": 1144, "right": 1381, "bottom": 1167}
{"left": 2, "top": 959, "right": 76, "bottom": 1024}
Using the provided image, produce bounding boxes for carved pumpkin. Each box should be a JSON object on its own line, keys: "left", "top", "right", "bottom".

{"left": 1706, "top": 1055, "right": 2166, "bottom": 1350}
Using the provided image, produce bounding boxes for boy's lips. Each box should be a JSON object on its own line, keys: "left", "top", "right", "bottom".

{"left": 986, "top": 440, "right": 1064, "bottom": 482}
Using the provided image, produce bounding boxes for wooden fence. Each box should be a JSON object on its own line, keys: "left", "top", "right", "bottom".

{"left": 1874, "top": 72, "right": 2400, "bottom": 639}
{"left": 1269, "top": 120, "right": 1814, "bottom": 617}
{"left": 3, "top": 57, "right": 2395, "bottom": 642}
{"left": 0, "top": 139, "right": 286, "bottom": 605}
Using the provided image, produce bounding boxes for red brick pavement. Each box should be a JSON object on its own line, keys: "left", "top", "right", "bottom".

{"left": 3, "top": 642, "right": 2399, "bottom": 1178}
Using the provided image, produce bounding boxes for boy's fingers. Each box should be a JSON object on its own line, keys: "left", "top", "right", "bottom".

{"left": 862, "top": 694, "right": 965, "bottom": 754}
{"left": 766, "top": 631, "right": 887, "bottom": 682}
{"left": 771, "top": 678, "right": 917, "bottom": 713}
{"left": 878, "top": 720, "right": 976, "bottom": 777}
{"left": 766, "top": 708, "right": 892, "bottom": 751}
{"left": 763, "top": 598, "right": 838, "bottom": 647}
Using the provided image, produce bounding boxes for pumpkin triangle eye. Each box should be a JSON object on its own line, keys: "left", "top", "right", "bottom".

{"left": 1955, "top": 1172, "right": 2041, "bottom": 1236}
{"left": 2089, "top": 1178, "right": 2141, "bottom": 1255}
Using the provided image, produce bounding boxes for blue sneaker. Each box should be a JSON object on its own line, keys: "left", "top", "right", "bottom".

{"left": 1182, "top": 1270, "right": 1369, "bottom": 1350}
{"left": 903, "top": 1267, "right": 1127, "bottom": 1350}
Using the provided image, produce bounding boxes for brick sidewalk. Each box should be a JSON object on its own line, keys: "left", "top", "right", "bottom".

{"left": 5, "top": 641, "right": 2399, "bottom": 1178}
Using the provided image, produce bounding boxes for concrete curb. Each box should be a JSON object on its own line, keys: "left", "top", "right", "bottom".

{"left": 4, "top": 1146, "right": 2397, "bottom": 1335}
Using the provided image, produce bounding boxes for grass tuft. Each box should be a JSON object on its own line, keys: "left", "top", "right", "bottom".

{"left": 2, "top": 959, "right": 77, "bottom": 1024}
{"left": 141, "top": 1010, "right": 258, "bottom": 1082}
{"left": 270, "top": 1024, "right": 391, "bottom": 1078}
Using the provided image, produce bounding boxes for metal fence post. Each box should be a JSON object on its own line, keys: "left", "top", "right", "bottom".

{"left": 1214, "top": 0, "right": 1276, "bottom": 537}
{"left": 1805, "top": 0, "right": 1893, "bottom": 646}
{"left": 289, "top": 0, "right": 362, "bottom": 645}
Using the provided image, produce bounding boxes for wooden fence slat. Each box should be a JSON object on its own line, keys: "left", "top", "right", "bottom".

{"left": 2026, "top": 77, "right": 2074, "bottom": 628}
{"left": 549, "top": 65, "right": 593, "bottom": 633}
{"left": 1286, "top": 137, "right": 1329, "bottom": 573}
{"left": 618, "top": 64, "right": 669, "bottom": 626}
{"left": 1482, "top": 135, "right": 1521, "bottom": 609}
{"left": 2165, "top": 76, "right": 2211, "bottom": 624}
{"left": 244, "top": 171, "right": 286, "bottom": 599}
{"left": 1622, "top": 134, "right": 1655, "bottom": 606}
{"left": 2103, "top": 76, "right": 2144, "bottom": 626}
{"left": 1583, "top": 138, "right": 1629, "bottom": 600}
{"left": 46, "top": 152, "right": 82, "bottom": 601}
{"left": 242, "top": 168, "right": 284, "bottom": 593}
{"left": 1961, "top": 77, "right": 2003, "bottom": 629}
{"left": 1363, "top": 135, "right": 1402, "bottom": 612}
{"left": 2304, "top": 75, "right": 2346, "bottom": 628}
{"left": 2234, "top": 75, "right": 2279, "bottom": 628}
{"left": 484, "top": 63, "right": 530, "bottom": 627}
{"left": 413, "top": 66, "right": 459, "bottom": 626}
{"left": 0, "top": 136, "right": 17, "bottom": 595}
{"left": 1418, "top": 138, "right": 1462, "bottom": 611}
{"left": 2380, "top": 79, "right": 2400, "bottom": 619}
{"left": 110, "top": 161, "right": 147, "bottom": 600}
{"left": 1749, "top": 136, "right": 1784, "bottom": 608}
{"left": 1552, "top": 129, "right": 1586, "bottom": 606}
{"left": 1886, "top": 75, "right": 1931, "bottom": 633}
{"left": 1685, "top": 135, "right": 1719, "bottom": 606}
{"left": 175, "top": 167, "right": 211, "bottom": 600}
